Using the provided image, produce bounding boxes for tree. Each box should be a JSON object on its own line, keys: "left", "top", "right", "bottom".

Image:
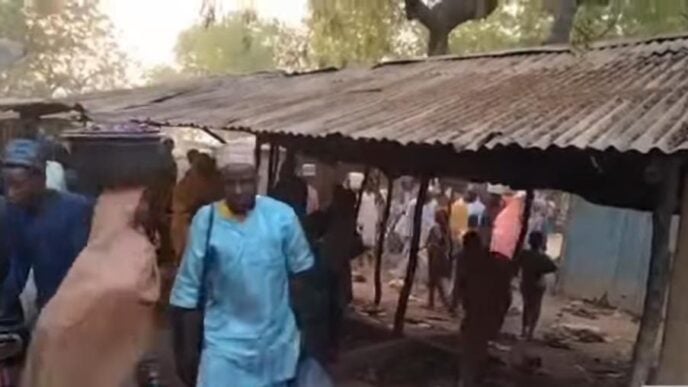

{"left": 174, "top": 11, "right": 282, "bottom": 76}
{"left": 144, "top": 65, "right": 189, "bottom": 85}
{"left": 308, "top": 0, "right": 424, "bottom": 67}
{"left": 404, "top": 0, "right": 499, "bottom": 55}
{"left": 449, "top": 0, "right": 550, "bottom": 55}
{"left": 545, "top": 0, "right": 581, "bottom": 43}
{"left": 545, "top": 0, "right": 688, "bottom": 46}
{"left": 0, "top": 0, "right": 128, "bottom": 98}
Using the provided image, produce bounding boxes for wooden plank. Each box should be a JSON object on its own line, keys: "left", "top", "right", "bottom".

{"left": 267, "top": 144, "right": 277, "bottom": 190}
{"left": 253, "top": 136, "right": 262, "bottom": 171}
{"left": 375, "top": 177, "right": 395, "bottom": 305}
{"left": 393, "top": 177, "right": 430, "bottom": 335}
{"left": 656, "top": 165, "right": 688, "bottom": 384}
{"left": 629, "top": 157, "right": 681, "bottom": 387}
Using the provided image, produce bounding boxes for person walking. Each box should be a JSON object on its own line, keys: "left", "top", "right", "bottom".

{"left": 170, "top": 144, "right": 314, "bottom": 387}
{"left": 517, "top": 231, "right": 557, "bottom": 340}
{"left": 426, "top": 208, "right": 451, "bottom": 310}
{"left": 0, "top": 139, "right": 93, "bottom": 328}
{"left": 20, "top": 122, "right": 167, "bottom": 387}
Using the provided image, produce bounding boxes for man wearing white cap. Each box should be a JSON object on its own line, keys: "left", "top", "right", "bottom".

{"left": 301, "top": 163, "right": 319, "bottom": 215}
{"left": 170, "top": 143, "right": 315, "bottom": 387}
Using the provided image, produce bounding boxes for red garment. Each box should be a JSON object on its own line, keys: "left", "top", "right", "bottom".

{"left": 490, "top": 195, "right": 524, "bottom": 259}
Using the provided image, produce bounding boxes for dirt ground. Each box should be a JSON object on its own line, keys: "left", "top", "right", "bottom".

{"left": 335, "top": 264, "right": 638, "bottom": 387}
{"left": 149, "top": 256, "right": 637, "bottom": 387}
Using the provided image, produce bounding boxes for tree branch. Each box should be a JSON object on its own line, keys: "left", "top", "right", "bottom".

{"left": 404, "top": 0, "right": 498, "bottom": 56}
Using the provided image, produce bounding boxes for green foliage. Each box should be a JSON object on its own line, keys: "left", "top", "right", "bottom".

{"left": 144, "top": 65, "right": 189, "bottom": 85}
{"left": 449, "top": 0, "right": 551, "bottom": 55}
{"left": 0, "top": 0, "right": 26, "bottom": 40}
{"left": 175, "top": 11, "right": 280, "bottom": 75}
{"left": 307, "top": 0, "right": 425, "bottom": 68}
{"left": 573, "top": 0, "right": 688, "bottom": 46}
{"left": 306, "top": 0, "right": 688, "bottom": 67}
{"left": 0, "top": 0, "right": 128, "bottom": 98}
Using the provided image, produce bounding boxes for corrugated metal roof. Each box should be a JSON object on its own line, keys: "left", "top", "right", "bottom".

{"left": 3, "top": 34, "right": 688, "bottom": 154}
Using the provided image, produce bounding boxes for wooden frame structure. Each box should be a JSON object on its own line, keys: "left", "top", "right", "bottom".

{"left": 3, "top": 34, "right": 688, "bottom": 386}
{"left": 2, "top": 105, "right": 687, "bottom": 387}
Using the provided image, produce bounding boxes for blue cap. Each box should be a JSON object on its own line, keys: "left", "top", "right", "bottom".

{"left": 3, "top": 139, "right": 46, "bottom": 171}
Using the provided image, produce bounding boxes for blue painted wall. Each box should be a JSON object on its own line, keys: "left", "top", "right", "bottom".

{"left": 560, "top": 196, "right": 653, "bottom": 315}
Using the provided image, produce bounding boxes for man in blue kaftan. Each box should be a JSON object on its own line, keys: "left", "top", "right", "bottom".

{"left": 170, "top": 145, "right": 314, "bottom": 387}
{"left": 0, "top": 139, "right": 92, "bottom": 328}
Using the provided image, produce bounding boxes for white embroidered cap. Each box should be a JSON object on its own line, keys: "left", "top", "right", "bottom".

{"left": 301, "top": 163, "right": 316, "bottom": 177}
{"left": 215, "top": 139, "right": 256, "bottom": 168}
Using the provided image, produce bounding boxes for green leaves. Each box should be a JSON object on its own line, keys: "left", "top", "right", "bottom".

{"left": 571, "top": 0, "right": 688, "bottom": 47}
{"left": 307, "top": 0, "right": 423, "bottom": 67}
{"left": 0, "top": 0, "right": 128, "bottom": 98}
{"left": 174, "top": 11, "right": 284, "bottom": 76}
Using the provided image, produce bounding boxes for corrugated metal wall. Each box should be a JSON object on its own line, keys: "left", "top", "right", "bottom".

{"left": 560, "top": 196, "right": 653, "bottom": 315}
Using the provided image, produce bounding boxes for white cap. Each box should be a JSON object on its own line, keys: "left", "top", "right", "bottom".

{"left": 215, "top": 139, "right": 255, "bottom": 168}
{"left": 347, "top": 172, "right": 365, "bottom": 190}
{"left": 301, "top": 163, "right": 316, "bottom": 177}
{"left": 487, "top": 183, "right": 509, "bottom": 195}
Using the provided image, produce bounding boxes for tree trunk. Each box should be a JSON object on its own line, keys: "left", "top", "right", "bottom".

{"left": 629, "top": 158, "right": 681, "bottom": 387}
{"left": 656, "top": 168, "right": 688, "bottom": 384}
{"left": 405, "top": 0, "right": 498, "bottom": 56}
{"left": 374, "top": 177, "right": 395, "bottom": 305}
{"left": 545, "top": 0, "right": 579, "bottom": 44}
{"left": 393, "top": 177, "right": 430, "bottom": 335}
{"left": 428, "top": 29, "right": 450, "bottom": 56}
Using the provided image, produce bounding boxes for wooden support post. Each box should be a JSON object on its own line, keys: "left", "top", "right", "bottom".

{"left": 273, "top": 145, "right": 282, "bottom": 180}
{"left": 393, "top": 176, "right": 430, "bottom": 336}
{"left": 514, "top": 189, "right": 534, "bottom": 255}
{"left": 629, "top": 158, "right": 681, "bottom": 387}
{"left": 656, "top": 165, "right": 688, "bottom": 384}
{"left": 355, "top": 167, "right": 371, "bottom": 216}
{"left": 200, "top": 127, "right": 227, "bottom": 144}
{"left": 374, "top": 177, "right": 395, "bottom": 306}
{"left": 253, "top": 137, "right": 262, "bottom": 171}
{"left": 267, "top": 144, "right": 278, "bottom": 191}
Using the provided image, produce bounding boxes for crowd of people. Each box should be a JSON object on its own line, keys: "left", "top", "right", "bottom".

{"left": 381, "top": 182, "right": 559, "bottom": 386}
{"left": 0, "top": 124, "right": 560, "bottom": 387}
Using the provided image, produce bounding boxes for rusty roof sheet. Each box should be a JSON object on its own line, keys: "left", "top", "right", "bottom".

{"left": 3, "top": 34, "right": 688, "bottom": 154}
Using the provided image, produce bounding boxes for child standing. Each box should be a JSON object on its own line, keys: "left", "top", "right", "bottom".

{"left": 426, "top": 208, "right": 451, "bottom": 310}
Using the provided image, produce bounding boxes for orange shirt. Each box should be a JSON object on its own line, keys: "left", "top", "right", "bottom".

{"left": 450, "top": 199, "right": 469, "bottom": 239}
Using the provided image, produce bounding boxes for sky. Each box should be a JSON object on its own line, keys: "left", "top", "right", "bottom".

{"left": 101, "top": 0, "right": 307, "bottom": 69}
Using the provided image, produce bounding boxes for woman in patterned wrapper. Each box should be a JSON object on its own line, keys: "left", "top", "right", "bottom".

{"left": 21, "top": 122, "right": 167, "bottom": 387}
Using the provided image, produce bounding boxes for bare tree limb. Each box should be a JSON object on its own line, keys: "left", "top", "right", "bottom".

{"left": 404, "top": 0, "right": 438, "bottom": 28}
{"left": 404, "top": 0, "right": 498, "bottom": 56}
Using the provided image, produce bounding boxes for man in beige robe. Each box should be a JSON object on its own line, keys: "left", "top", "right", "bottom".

{"left": 21, "top": 189, "right": 160, "bottom": 387}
